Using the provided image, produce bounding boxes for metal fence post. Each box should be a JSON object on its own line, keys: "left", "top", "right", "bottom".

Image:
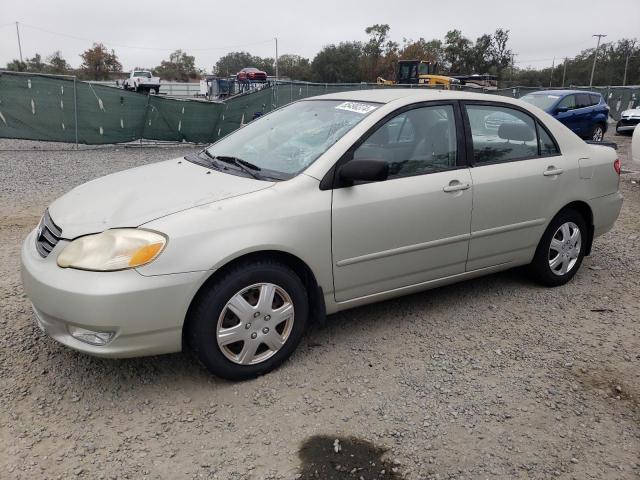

{"left": 73, "top": 76, "right": 79, "bottom": 150}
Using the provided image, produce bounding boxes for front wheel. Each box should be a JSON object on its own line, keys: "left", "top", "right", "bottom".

{"left": 528, "top": 209, "right": 587, "bottom": 287}
{"left": 186, "top": 260, "right": 308, "bottom": 380}
{"left": 590, "top": 124, "right": 605, "bottom": 142}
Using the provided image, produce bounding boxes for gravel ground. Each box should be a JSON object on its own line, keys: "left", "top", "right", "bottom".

{"left": 1, "top": 134, "right": 639, "bottom": 480}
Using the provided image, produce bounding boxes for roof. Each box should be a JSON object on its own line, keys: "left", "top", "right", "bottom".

{"left": 526, "top": 89, "right": 600, "bottom": 96}
{"left": 310, "top": 88, "right": 501, "bottom": 104}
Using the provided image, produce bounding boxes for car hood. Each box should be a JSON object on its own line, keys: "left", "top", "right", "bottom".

{"left": 621, "top": 109, "right": 640, "bottom": 117}
{"left": 49, "top": 157, "right": 274, "bottom": 239}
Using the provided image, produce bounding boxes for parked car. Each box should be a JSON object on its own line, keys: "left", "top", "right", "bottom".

{"left": 22, "top": 90, "right": 623, "bottom": 380}
{"left": 236, "top": 67, "right": 267, "bottom": 82}
{"left": 121, "top": 70, "right": 161, "bottom": 94}
{"left": 520, "top": 90, "right": 609, "bottom": 141}
{"left": 633, "top": 122, "right": 640, "bottom": 166}
{"left": 616, "top": 106, "right": 640, "bottom": 134}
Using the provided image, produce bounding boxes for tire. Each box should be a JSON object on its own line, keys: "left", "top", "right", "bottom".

{"left": 528, "top": 209, "right": 587, "bottom": 287}
{"left": 590, "top": 123, "right": 605, "bottom": 142}
{"left": 186, "top": 259, "right": 308, "bottom": 380}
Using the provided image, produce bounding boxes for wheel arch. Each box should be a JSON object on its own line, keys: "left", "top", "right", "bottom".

{"left": 182, "top": 250, "right": 326, "bottom": 345}
{"left": 555, "top": 201, "right": 595, "bottom": 255}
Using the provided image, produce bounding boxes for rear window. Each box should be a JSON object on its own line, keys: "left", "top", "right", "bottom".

{"left": 521, "top": 94, "right": 560, "bottom": 110}
{"left": 576, "top": 94, "right": 592, "bottom": 109}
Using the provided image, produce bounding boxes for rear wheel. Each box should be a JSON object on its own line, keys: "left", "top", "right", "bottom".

{"left": 590, "top": 124, "right": 605, "bottom": 142}
{"left": 528, "top": 209, "right": 587, "bottom": 287}
{"left": 186, "top": 260, "right": 308, "bottom": 380}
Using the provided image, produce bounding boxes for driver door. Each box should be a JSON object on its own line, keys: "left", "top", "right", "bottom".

{"left": 330, "top": 103, "right": 473, "bottom": 302}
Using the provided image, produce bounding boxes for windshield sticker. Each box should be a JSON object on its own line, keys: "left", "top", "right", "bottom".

{"left": 547, "top": 95, "right": 560, "bottom": 99}
{"left": 335, "top": 102, "right": 378, "bottom": 114}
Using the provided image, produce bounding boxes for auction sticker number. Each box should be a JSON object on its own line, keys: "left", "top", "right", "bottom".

{"left": 335, "top": 102, "right": 378, "bottom": 114}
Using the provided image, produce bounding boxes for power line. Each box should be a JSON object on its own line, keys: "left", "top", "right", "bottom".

{"left": 17, "top": 22, "right": 275, "bottom": 52}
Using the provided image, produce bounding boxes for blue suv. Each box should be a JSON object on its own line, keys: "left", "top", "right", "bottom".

{"left": 520, "top": 90, "right": 609, "bottom": 141}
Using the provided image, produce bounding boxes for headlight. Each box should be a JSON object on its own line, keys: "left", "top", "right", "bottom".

{"left": 57, "top": 229, "right": 167, "bottom": 271}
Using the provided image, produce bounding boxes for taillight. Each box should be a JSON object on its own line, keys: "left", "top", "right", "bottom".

{"left": 614, "top": 158, "right": 621, "bottom": 175}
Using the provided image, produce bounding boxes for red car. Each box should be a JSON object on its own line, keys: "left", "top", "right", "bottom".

{"left": 236, "top": 67, "right": 268, "bottom": 82}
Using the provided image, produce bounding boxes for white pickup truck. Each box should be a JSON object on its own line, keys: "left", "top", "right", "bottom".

{"left": 121, "top": 70, "right": 161, "bottom": 94}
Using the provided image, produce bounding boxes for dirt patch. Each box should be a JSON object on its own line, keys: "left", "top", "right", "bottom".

{"left": 298, "top": 435, "right": 403, "bottom": 479}
{"left": 575, "top": 367, "right": 640, "bottom": 412}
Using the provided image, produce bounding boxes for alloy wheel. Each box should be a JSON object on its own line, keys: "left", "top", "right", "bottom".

{"left": 216, "top": 283, "right": 295, "bottom": 365}
{"left": 592, "top": 126, "right": 604, "bottom": 141}
{"left": 548, "top": 221, "right": 581, "bottom": 276}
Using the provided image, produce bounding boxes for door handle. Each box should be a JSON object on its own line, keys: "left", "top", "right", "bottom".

{"left": 543, "top": 167, "right": 564, "bottom": 176}
{"left": 443, "top": 181, "right": 470, "bottom": 192}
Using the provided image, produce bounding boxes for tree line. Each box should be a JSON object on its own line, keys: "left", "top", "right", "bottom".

{"left": 4, "top": 25, "right": 639, "bottom": 86}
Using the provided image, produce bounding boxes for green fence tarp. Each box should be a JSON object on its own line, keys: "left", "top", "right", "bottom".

{"left": 1, "top": 71, "right": 638, "bottom": 145}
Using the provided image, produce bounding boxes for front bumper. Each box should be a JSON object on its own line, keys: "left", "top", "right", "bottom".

{"left": 616, "top": 118, "right": 640, "bottom": 132}
{"left": 21, "top": 229, "right": 204, "bottom": 358}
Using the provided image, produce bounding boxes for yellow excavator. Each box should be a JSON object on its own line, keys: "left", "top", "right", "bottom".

{"left": 377, "top": 60, "right": 460, "bottom": 89}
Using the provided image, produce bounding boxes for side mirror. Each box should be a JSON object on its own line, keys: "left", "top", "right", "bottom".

{"left": 555, "top": 106, "right": 569, "bottom": 114}
{"left": 339, "top": 159, "right": 389, "bottom": 185}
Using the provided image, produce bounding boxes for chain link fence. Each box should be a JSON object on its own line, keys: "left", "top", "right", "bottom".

{"left": 1, "top": 71, "right": 638, "bottom": 147}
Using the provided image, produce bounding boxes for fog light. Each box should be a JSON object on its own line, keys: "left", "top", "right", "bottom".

{"left": 68, "top": 325, "right": 116, "bottom": 346}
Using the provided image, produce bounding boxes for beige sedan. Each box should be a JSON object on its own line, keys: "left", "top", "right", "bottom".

{"left": 21, "top": 89, "right": 623, "bottom": 379}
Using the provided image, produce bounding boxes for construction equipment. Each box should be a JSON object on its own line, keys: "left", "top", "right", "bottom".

{"left": 377, "top": 60, "right": 461, "bottom": 89}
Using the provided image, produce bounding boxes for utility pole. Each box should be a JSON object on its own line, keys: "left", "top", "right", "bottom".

{"left": 15, "top": 21, "right": 23, "bottom": 63}
{"left": 561, "top": 57, "right": 567, "bottom": 87}
{"left": 622, "top": 50, "right": 632, "bottom": 86}
{"left": 589, "top": 34, "right": 607, "bottom": 87}
{"left": 274, "top": 37, "right": 279, "bottom": 82}
{"left": 510, "top": 53, "right": 517, "bottom": 84}
{"left": 549, "top": 57, "right": 555, "bottom": 87}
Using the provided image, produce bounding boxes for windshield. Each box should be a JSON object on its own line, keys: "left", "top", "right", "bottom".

{"left": 521, "top": 93, "right": 560, "bottom": 110}
{"left": 134, "top": 71, "right": 152, "bottom": 78}
{"left": 204, "top": 100, "right": 379, "bottom": 177}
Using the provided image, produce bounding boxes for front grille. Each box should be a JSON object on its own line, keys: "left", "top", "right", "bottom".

{"left": 35, "top": 209, "right": 62, "bottom": 258}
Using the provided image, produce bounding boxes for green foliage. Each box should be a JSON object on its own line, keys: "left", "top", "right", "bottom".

{"left": 46, "top": 51, "right": 71, "bottom": 74}
{"left": 155, "top": 50, "right": 197, "bottom": 82}
{"left": 214, "top": 51, "right": 274, "bottom": 77}
{"left": 311, "top": 42, "right": 364, "bottom": 83}
{"left": 513, "top": 38, "right": 639, "bottom": 87}
{"left": 80, "top": 43, "right": 122, "bottom": 80}
{"left": 5, "top": 51, "right": 71, "bottom": 75}
{"left": 6, "top": 59, "right": 27, "bottom": 72}
{"left": 277, "top": 54, "right": 312, "bottom": 81}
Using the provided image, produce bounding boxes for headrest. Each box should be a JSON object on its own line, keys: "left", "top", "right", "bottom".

{"left": 498, "top": 122, "right": 535, "bottom": 142}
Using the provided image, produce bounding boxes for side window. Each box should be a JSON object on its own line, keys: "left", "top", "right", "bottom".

{"left": 465, "top": 105, "right": 538, "bottom": 164}
{"left": 538, "top": 123, "right": 559, "bottom": 156}
{"left": 575, "top": 93, "right": 591, "bottom": 109}
{"left": 557, "top": 94, "right": 576, "bottom": 110}
{"left": 589, "top": 94, "right": 601, "bottom": 106}
{"left": 352, "top": 105, "right": 457, "bottom": 178}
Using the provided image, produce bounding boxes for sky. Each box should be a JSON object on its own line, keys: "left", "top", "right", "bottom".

{"left": 1, "top": 0, "right": 638, "bottom": 72}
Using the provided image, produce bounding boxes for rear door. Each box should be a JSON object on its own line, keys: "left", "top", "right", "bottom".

{"left": 574, "top": 93, "right": 594, "bottom": 135}
{"left": 331, "top": 102, "right": 473, "bottom": 302}
{"left": 462, "top": 102, "right": 570, "bottom": 270}
{"left": 554, "top": 94, "right": 581, "bottom": 134}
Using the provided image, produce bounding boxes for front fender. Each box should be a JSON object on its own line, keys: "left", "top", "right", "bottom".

{"left": 136, "top": 175, "right": 334, "bottom": 294}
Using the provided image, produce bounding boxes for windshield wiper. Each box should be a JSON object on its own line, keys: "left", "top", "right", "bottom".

{"left": 198, "top": 149, "right": 225, "bottom": 170}
{"left": 214, "top": 155, "right": 262, "bottom": 180}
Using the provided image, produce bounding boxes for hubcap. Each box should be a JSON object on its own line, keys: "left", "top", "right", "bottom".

{"left": 216, "top": 283, "right": 294, "bottom": 365}
{"left": 548, "top": 221, "right": 581, "bottom": 276}
{"left": 592, "top": 127, "right": 603, "bottom": 141}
